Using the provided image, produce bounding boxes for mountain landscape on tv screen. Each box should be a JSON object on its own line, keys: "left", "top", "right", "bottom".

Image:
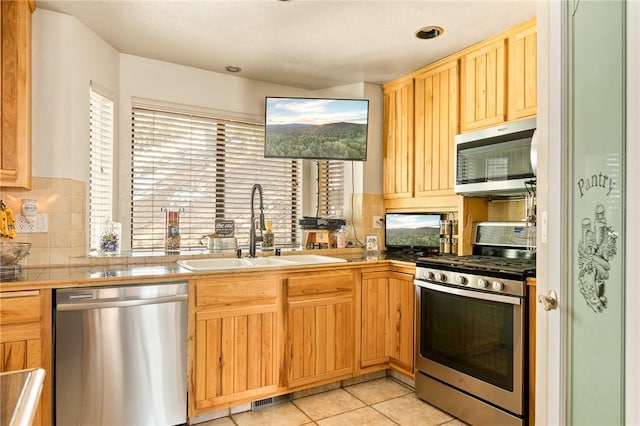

{"left": 265, "top": 121, "right": 367, "bottom": 159}
{"left": 387, "top": 226, "right": 440, "bottom": 247}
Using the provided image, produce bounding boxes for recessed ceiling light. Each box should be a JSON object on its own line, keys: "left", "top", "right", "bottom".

{"left": 225, "top": 65, "right": 242, "bottom": 73}
{"left": 415, "top": 26, "right": 444, "bottom": 40}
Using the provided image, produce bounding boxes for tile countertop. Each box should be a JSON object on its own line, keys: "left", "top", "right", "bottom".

{"left": 0, "top": 248, "right": 417, "bottom": 292}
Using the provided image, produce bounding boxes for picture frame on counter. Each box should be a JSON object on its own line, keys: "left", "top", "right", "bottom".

{"left": 365, "top": 234, "right": 379, "bottom": 252}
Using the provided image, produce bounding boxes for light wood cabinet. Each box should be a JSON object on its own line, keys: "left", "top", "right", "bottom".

{"left": 387, "top": 271, "right": 414, "bottom": 373}
{"left": 190, "top": 276, "right": 280, "bottom": 414}
{"left": 360, "top": 270, "right": 414, "bottom": 377}
{"left": 460, "top": 38, "right": 507, "bottom": 133}
{"left": 508, "top": 20, "right": 537, "bottom": 121}
{"left": 382, "top": 78, "right": 414, "bottom": 200}
{"left": 414, "top": 58, "right": 459, "bottom": 197}
{"left": 360, "top": 272, "right": 388, "bottom": 368}
{"left": 285, "top": 270, "right": 354, "bottom": 389}
{"left": 0, "top": 0, "right": 33, "bottom": 189}
{"left": 460, "top": 18, "right": 537, "bottom": 131}
{"left": 0, "top": 289, "right": 52, "bottom": 426}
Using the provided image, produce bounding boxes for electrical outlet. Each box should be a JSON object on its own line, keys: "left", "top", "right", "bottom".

{"left": 373, "top": 216, "right": 383, "bottom": 228}
{"left": 16, "top": 213, "right": 48, "bottom": 233}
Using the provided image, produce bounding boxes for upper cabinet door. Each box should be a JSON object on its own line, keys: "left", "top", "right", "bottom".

{"left": 0, "top": 0, "right": 32, "bottom": 189}
{"left": 382, "top": 79, "right": 414, "bottom": 199}
{"left": 508, "top": 21, "right": 537, "bottom": 121}
{"left": 460, "top": 38, "right": 507, "bottom": 133}
{"left": 414, "top": 59, "right": 458, "bottom": 197}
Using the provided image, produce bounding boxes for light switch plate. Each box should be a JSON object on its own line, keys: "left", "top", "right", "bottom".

{"left": 16, "top": 213, "right": 48, "bottom": 233}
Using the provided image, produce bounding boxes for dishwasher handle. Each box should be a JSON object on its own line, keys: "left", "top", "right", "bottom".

{"left": 57, "top": 293, "right": 187, "bottom": 312}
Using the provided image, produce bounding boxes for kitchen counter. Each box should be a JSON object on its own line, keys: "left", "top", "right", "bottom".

{"left": 0, "top": 249, "right": 415, "bottom": 292}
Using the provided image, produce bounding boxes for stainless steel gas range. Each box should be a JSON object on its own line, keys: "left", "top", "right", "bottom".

{"left": 414, "top": 222, "right": 536, "bottom": 426}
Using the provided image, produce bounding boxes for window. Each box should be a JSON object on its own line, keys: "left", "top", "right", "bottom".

{"left": 317, "top": 160, "right": 345, "bottom": 218}
{"left": 130, "top": 106, "right": 301, "bottom": 250}
{"left": 89, "top": 86, "right": 115, "bottom": 251}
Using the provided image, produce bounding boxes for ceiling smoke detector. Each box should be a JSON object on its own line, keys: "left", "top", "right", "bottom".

{"left": 415, "top": 26, "right": 444, "bottom": 40}
{"left": 225, "top": 65, "right": 242, "bottom": 73}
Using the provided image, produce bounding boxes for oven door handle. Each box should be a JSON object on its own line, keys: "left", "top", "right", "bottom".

{"left": 414, "top": 281, "right": 522, "bottom": 305}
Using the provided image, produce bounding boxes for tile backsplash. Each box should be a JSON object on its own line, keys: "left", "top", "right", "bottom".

{"left": 1, "top": 177, "right": 86, "bottom": 266}
{"left": 349, "top": 193, "right": 384, "bottom": 249}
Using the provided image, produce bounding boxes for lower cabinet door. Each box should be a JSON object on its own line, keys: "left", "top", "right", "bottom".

{"left": 360, "top": 271, "right": 415, "bottom": 376}
{"left": 387, "top": 272, "right": 415, "bottom": 373}
{"left": 286, "top": 298, "right": 354, "bottom": 389}
{"left": 361, "top": 273, "right": 390, "bottom": 368}
{"left": 0, "top": 289, "right": 51, "bottom": 426}
{"left": 193, "top": 309, "right": 278, "bottom": 411}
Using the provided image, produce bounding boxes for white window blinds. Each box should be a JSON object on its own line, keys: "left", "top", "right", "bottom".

{"left": 131, "top": 106, "right": 301, "bottom": 250}
{"left": 317, "top": 160, "right": 345, "bottom": 218}
{"left": 89, "top": 87, "right": 115, "bottom": 251}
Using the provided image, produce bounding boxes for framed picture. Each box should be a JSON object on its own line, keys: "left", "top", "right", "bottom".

{"left": 365, "top": 234, "right": 379, "bottom": 252}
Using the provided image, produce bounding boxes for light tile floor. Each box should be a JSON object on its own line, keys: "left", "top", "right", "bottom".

{"left": 197, "top": 377, "right": 467, "bottom": 426}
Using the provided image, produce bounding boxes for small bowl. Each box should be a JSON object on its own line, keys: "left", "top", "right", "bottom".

{"left": 0, "top": 241, "right": 32, "bottom": 266}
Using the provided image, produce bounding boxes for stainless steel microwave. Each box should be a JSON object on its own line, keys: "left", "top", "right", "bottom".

{"left": 454, "top": 117, "right": 537, "bottom": 196}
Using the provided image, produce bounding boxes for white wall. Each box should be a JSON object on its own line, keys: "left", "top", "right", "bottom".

{"left": 31, "top": 8, "right": 119, "bottom": 181}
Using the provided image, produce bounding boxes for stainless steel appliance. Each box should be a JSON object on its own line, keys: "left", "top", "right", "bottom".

{"left": 414, "top": 222, "right": 535, "bottom": 426}
{"left": 55, "top": 282, "right": 188, "bottom": 426}
{"left": 454, "top": 117, "right": 537, "bottom": 196}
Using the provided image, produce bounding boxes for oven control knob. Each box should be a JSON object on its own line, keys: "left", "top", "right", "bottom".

{"left": 435, "top": 272, "right": 447, "bottom": 282}
{"left": 455, "top": 275, "right": 467, "bottom": 285}
{"left": 424, "top": 271, "right": 435, "bottom": 280}
{"left": 492, "top": 281, "right": 505, "bottom": 291}
{"left": 477, "top": 279, "right": 488, "bottom": 289}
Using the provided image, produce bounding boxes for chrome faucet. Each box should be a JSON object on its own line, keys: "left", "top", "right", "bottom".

{"left": 249, "top": 184, "right": 265, "bottom": 257}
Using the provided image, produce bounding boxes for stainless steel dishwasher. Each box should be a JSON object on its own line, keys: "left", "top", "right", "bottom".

{"left": 55, "top": 282, "right": 188, "bottom": 426}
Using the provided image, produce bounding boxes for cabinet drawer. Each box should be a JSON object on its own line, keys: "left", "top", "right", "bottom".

{"left": 0, "top": 290, "right": 41, "bottom": 326}
{"left": 194, "top": 277, "right": 278, "bottom": 308}
{"left": 287, "top": 271, "right": 353, "bottom": 301}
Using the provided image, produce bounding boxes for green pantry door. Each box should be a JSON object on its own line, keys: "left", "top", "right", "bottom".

{"left": 568, "top": 0, "right": 626, "bottom": 424}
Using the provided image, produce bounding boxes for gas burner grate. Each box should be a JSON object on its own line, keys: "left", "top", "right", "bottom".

{"left": 417, "top": 254, "right": 536, "bottom": 276}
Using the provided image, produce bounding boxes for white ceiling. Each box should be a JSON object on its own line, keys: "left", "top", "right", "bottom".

{"left": 35, "top": 0, "right": 536, "bottom": 90}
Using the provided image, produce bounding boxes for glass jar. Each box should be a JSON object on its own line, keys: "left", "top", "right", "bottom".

{"left": 99, "top": 220, "right": 121, "bottom": 256}
{"left": 163, "top": 208, "right": 182, "bottom": 252}
{"left": 335, "top": 228, "right": 347, "bottom": 249}
{"left": 262, "top": 220, "right": 274, "bottom": 250}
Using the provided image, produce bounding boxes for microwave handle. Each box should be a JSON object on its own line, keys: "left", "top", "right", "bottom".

{"left": 530, "top": 129, "right": 538, "bottom": 176}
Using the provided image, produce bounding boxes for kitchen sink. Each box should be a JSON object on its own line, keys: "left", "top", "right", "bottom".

{"left": 177, "top": 258, "right": 253, "bottom": 271}
{"left": 177, "top": 254, "right": 346, "bottom": 271}
{"left": 279, "top": 254, "right": 348, "bottom": 265}
{"left": 245, "top": 257, "right": 296, "bottom": 267}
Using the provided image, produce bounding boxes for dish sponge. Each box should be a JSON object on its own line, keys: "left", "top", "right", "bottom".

{"left": 0, "top": 206, "right": 16, "bottom": 239}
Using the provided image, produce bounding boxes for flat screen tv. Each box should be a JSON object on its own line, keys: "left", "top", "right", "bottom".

{"left": 384, "top": 213, "right": 441, "bottom": 249}
{"left": 264, "top": 97, "right": 369, "bottom": 161}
